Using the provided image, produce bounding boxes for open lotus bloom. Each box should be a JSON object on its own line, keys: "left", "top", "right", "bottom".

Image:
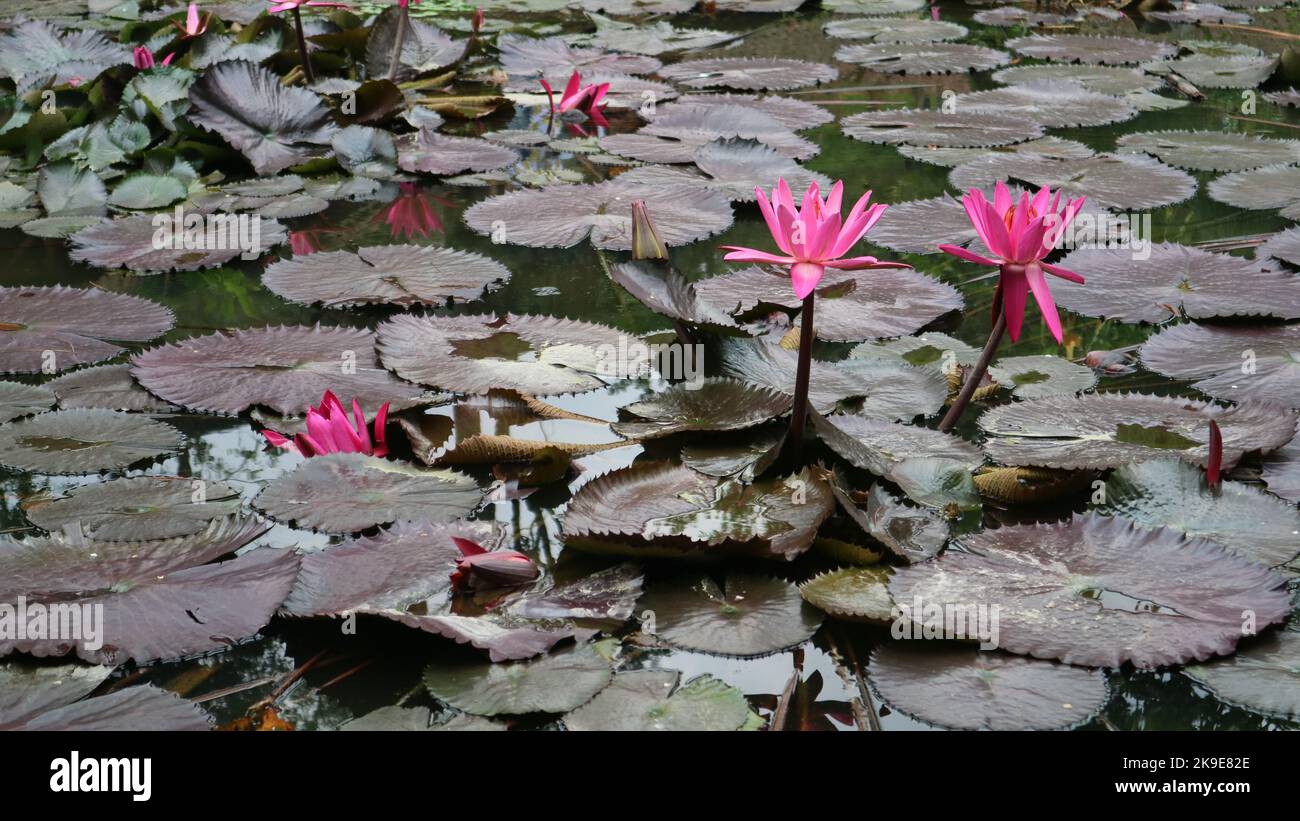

{"left": 450, "top": 537, "right": 540, "bottom": 590}
{"left": 722, "top": 179, "right": 909, "bottom": 300}
{"left": 938, "top": 181, "right": 1086, "bottom": 344}
{"left": 262, "top": 391, "right": 389, "bottom": 458}
{"left": 541, "top": 71, "right": 610, "bottom": 124}
{"left": 173, "top": 2, "right": 212, "bottom": 37}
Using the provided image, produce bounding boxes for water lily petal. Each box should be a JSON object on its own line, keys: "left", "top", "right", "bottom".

{"left": 1025, "top": 262, "right": 1064, "bottom": 343}
{"left": 721, "top": 247, "right": 798, "bottom": 265}
{"left": 1001, "top": 267, "right": 1028, "bottom": 342}
{"left": 791, "top": 261, "right": 825, "bottom": 299}
{"left": 940, "top": 243, "right": 999, "bottom": 267}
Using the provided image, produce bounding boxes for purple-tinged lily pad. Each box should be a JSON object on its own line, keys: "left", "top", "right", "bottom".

{"left": 1262, "top": 425, "right": 1300, "bottom": 504}
{"left": 605, "top": 260, "right": 747, "bottom": 334}
{"left": 611, "top": 378, "right": 792, "bottom": 440}
{"left": 505, "top": 563, "right": 645, "bottom": 622}
{"left": 898, "top": 137, "right": 1095, "bottom": 168}
{"left": 575, "top": 13, "right": 738, "bottom": 56}
{"left": 263, "top": 245, "right": 510, "bottom": 308}
{"left": 45, "top": 365, "right": 177, "bottom": 413}
{"left": 848, "top": 331, "right": 980, "bottom": 369}
{"left": 563, "top": 463, "right": 834, "bottom": 560}
{"left": 186, "top": 61, "right": 338, "bottom": 176}
{"left": 696, "top": 266, "right": 963, "bottom": 343}
{"left": 835, "top": 42, "right": 1011, "bottom": 74}
{"left": 499, "top": 33, "right": 660, "bottom": 80}
{"left": 365, "top": 7, "right": 468, "bottom": 79}
{"left": 992, "top": 63, "right": 1162, "bottom": 95}
{"left": 255, "top": 453, "right": 482, "bottom": 533}
{"left": 22, "top": 476, "right": 243, "bottom": 542}
{"left": 824, "top": 17, "right": 967, "bottom": 42}
{"left": 1007, "top": 34, "right": 1177, "bottom": 66}
{"left": 979, "top": 392, "right": 1299, "bottom": 471}
{"left": 949, "top": 153, "right": 1197, "bottom": 210}
{"left": 1140, "top": 322, "right": 1300, "bottom": 407}
{"left": 69, "top": 211, "right": 288, "bottom": 273}
{"left": 1149, "top": 2, "right": 1251, "bottom": 23}
{"left": 638, "top": 572, "right": 823, "bottom": 657}
{"left": 602, "top": 107, "right": 819, "bottom": 162}
{"left": 0, "top": 667, "right": 210, "bottom": 731}
{"left": 645, "top": 93, "right": 834, "bottom": 131}
{"left": 616, "top": 140, "right": 832, "bottom": 202}
{"left": 868, "top": 644, "right": 1108, "bottom": 730}
{"left": 1144, "top": 54, "right": 1277, "bottom": 89}
{"left": 811, "top": 411, "right": 983, "bottom": 476}
{"left": 0, "top": 409, "right": 182, "bottom": 475}
{"left": 974, "top": 6, "right": 1075, "bottom": 26}
{"left": 952, "top": 80, "right": 1138, "bottom": 129}
{"left": 396, "top": 128, "right": 521, "bottom": 176}
{"left": 131, "top": 325, "right": 426, "bottom": 416}
{"left": 564, "top": 669, "right": 752, "bottom": 731}
{"left": 842, "top": 109, "right": 1043, "bottom": 149}
{"left": 377, "top": 312, "right": 650, "bottom": 395}
{"left": 891, "top": 513, "right": 1293, "bottom": 668}
{"left": 0, "top": 515, "right": 295, "bottom": 665}
{"left": 1260, "top": 226, "right": 1300, "bottom": 267}
{"left": 423, "top": 642, "right": 614, "bottom": 716}
{"left": 0, "top": 381, "right": 55, "bottom": 423}
{"left": 1184, "top": 623, "right": 1300, "bottom": 720}
{"left": 1052, "top": 243, "right": 1300, "bottom": 323}
{"left": 0, "top": 286, "right": 175, "bottom": 374}
{"left": 1117, "top": 130, "right": 1300, "bottom": 172}
{"left": 1208, "top": 164, "right": 1300, "bottom": 220}
{"left": 464, "top": 179, "right": 733, "bottom": 250}
{"left": 657, "top": 58, "right": 837, "bottom": 91}
{"left": 1099, "top": 458, "right": 1300, "bottom": 569}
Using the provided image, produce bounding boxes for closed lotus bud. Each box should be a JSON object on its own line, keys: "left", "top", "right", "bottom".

{"left": 631, "top": 200, "right": 669, "bottom": 261}
{"left": 472, "top": 7, "right": 485, "bottom": 33}
{"left": 450, "top": 537, "right": 539, "bottom": 589}
{"left": 1207, "top": 420, "right": 1222, "bottom": 489}
{"left": 133, "top": 46, "right": 155, "bottom": 70}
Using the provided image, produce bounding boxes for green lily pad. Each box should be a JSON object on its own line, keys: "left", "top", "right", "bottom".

{"left": 799, "top": 566, "right": 894, "bottom": 622}
{"left": 423, "top": 643, "right": 613, "bottom": 716}
{"left": 889, "top": 457, "right": 982, "bottom": 511}
{"left": 564, "top": 670, "right": 752, "bottom": 731}
{"left": 988, "top": 355, "right": 1097, "bottom": 399}
{"left": 637, "top": 572, "right": 824, "bottom": 657}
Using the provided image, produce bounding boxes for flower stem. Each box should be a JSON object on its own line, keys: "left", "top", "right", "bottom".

{"left": 939, "top": 309, "right": 1007, "bottom": 433}
{"left": 787, "top": 293, "right": 816, "bottom": 461}
{"left": 388, "top": 5, "right": 409, "bottom": 82}
{"left": 292, "top": 7, "right": 315, "bottom": 83}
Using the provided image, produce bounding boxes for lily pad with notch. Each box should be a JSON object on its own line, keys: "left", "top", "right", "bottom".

{"left": 263, "top": 245, "right": 510, "bottom": 308}
{"left": 637, "top": 571, "right": 823, "bottom": 657}
{"left": 0, "top": 409, "right": 182, "bottom": 474}
{"left": 22, "top": 475, "right": 243, "bottom": 542}
{"left": 0, "top": 286, "right": 175, "bottom": 374}
{"left": 890, "top": 512, "right": 1293, "bottom": 668}
{"left": 255, "top": 453, "right": 483, "bottom": 533}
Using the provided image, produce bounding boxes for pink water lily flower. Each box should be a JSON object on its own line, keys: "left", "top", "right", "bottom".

{"left": 541, "top": 71, "right": 609, "bottom": 121}
{"left": 173, "top": 3, "right": 212, "bottom": 38}
{"left": 267, "top": 0, "right": 350, "bottom": 12}
{"left": 450, "top": 538, "right": 539, "bottom": 590}
{"left": 262, "top": 390, "right": 389, "bottom": 458}
{"left": 722, "top": 179, "right": 909, "bottom": 300}
{"left": 938, "top": 180, "right": 1086, "bottom": 343}
{"left": 133, "top": 46, "right": 174, "bottom": 70}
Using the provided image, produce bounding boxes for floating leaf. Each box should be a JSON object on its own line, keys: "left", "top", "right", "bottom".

{"left": 848, "top": 331, "right": 980, "bottom": 369}
{"left": 564, "top": 669, "right": 750, "bottom": 731}
{"left": 974, "top": 6, "right": 1075, "bottom": 26}
{"left": 38, "top": 162, "right": 107, "bottom": 217}
{"left": 1262, "top": 426, "right": 1300, "bottom": 503}
{"left": 0, "top": 515, "right": 294, "bottom": 664}
{"left": 44, "top": 364, "right": 176, "bottom": 412}
{"left": 255, "top": 453, "right": 482, "bottom": 533}
{"left": 949, "top": 153, "right": 1197, "bottom": 210}
{"left": 365, "top": 7, "right": 467, "bottom": 79}
{"left": 696, "top": 266, "right": 963, "bottom": 342}
{"left": 1208, "top": 164, "right": 1300, "bottom": 220}
{"left": 825, "top": 0, "right": 928, "bottom": 11}
{"left": 499, "top": 33, "right": 660, "bottom": 80}
{"left": 1117, "top": 130, "right": 1300, "bottom": 172}
{"left": 611, "top": 379, "right": 791, "bottom": 440}
{"left": 564, "top": 463, "right": 834, "bottom": 560}
{"left": 423, "top": 643, "right": 613, "bottom": 716}
{"left": 646, "top": 93, "right": 834, "bottom": 131}
{"left": 657, "top": 58, "right": 837, "bottom": 91}
{"left": 680, "top": 424, "right": 785, "bottom": 481}
{"left": 186, "top": 61, "right": 338, "bottom": 176}
{"left": 825, "top": 17, "right": 967, "bottom": 42}
{"left": 331, "top": 125, "right": 397, "bottom": 178}
{"left": 952, "top": 80, "right": 1138, "bottom": 129}
{"left": 377, "top": 312, "right": 649, "bottom": 395}
{"left": 506, "top": 563, "right": 644, "bottom": 622}
{"left": 810, "top": 411, "right": 983, "bottom": 476}
{"left": 1140, "top": 322, "right": 1300, "bottom": 407}
{"left": 1007, "top": 34, "right": 1176, "bottom": 66}
{"left": 0, "top": 287, "right": 174, "bottom": 374}
{"left": 617, "top": 140, "right": 832, "bottom": 202}
{"left": 979, "top": 393, "right": 1297, "bottom": 471}
{"left": 605, "top": 260, "right": 745, "bottom": 333}
{"left": 575, "top": 13, "right": 737, "bottom": 56}
{"left": 638, "top": 572, "right": 823, "bottom": 657}
{"left": 1099, "top": 459, "right": 1300, "bottom": 569}
{"left": 464, "top": 179, "right": 733, "bottom": 250}
{"left": 988, "top": 355, "right": 1097, "bottom": 399}
{"left": 868, "top": 644, "right": 1108, "bottom": 730}
{"left": 800, "top": 566, "right": 894, "bottom": 623}
{"left": 439, "top": 434, "right": 627, "bottom": 465}
{"left": 1260, "top": 226, "right": 1300, "bottom": 266}
{"left": 396, "top": 128, "right": 520, "bottom": 176}
{"left": 717, "top": 338, "right": 947, "bottom": 418}
{"left": 263, "top": 245, "right": 510, "bottom": 308}
{"left": 69, "top": 211, "right": 288, "bottom": 273}
{"left": 842, "top": 109, "right": 1042, "bottom": 148}
{"left": 891, "top": 513, "right": 1292, "bottom": 668}
{"left": 835, "top": 42, "right": 1010, "bottom": 74}
{"left": 889, "top": 457, "right": 981, "bottom": 511}
{"left": 0, "top": 381, "right": 55, "bottom": 423}
{"left": 0, "top": 671, "right": 210, "bottom": 731}
{"left": 131, "top": 325, "right": 425, "bottom": 416}
{"left": 1144, "top": 54, "right": 1276, "bottom": 89}
{"left": 1184, "top": 623, "right": 1300, "bottom": 719}
{"left": 22, "top": 476, "right": 242, "bottom": 541}
{"left": 1149, "top": 2, "right": 1251, "bottom": 23}
{"left": 992, "top": 63, "right": 1161, "bottom": 96}
{"left": 1052, "top": 243, "right": 1300, "bottom": 323}
{"left": 0, "top": 409, "right": 182, "bottom": 474}
{"left": 0, "top": 19, "right": 131, "bottom": 92}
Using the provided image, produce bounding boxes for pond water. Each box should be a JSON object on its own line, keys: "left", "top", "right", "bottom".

{"left": 1, "top": 0, "right": 1298, "bottom": 731}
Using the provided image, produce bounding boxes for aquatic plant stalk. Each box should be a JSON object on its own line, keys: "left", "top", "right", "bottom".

{"left": 291, "top": 7, "right": 315, "bottom": 82}
{"left": 388, "top": 2, "right": 409, "bottom": 81}
{"left": 939, "top": 310, "right": 1005, "bottom": 433}
{"left": 787, "top": 293, "right": 816, "bottom": 459}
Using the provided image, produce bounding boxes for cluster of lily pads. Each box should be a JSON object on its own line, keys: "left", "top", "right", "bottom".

{"left": 1, "top": 0, "right": 1299, "bottom": 732}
